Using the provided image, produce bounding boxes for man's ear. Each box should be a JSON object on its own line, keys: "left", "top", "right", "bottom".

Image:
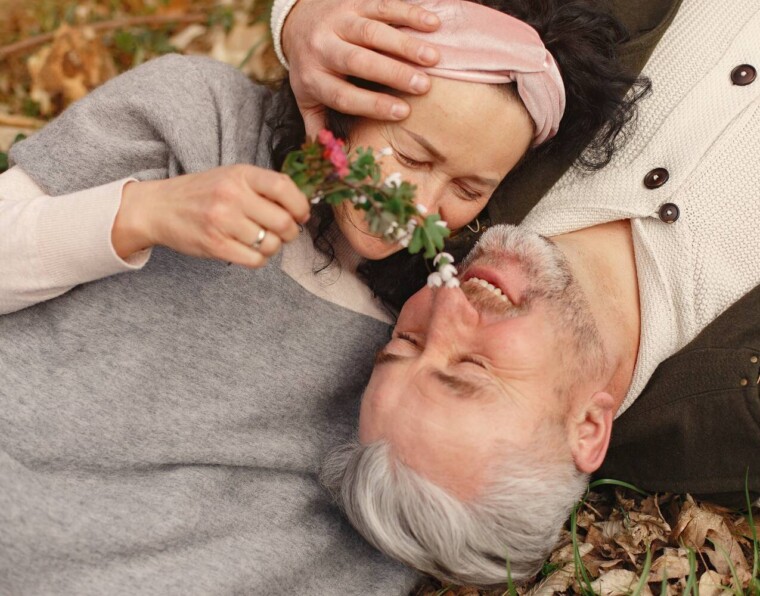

{"left": 567, "top": 391, "right": 615, "bottom": 474}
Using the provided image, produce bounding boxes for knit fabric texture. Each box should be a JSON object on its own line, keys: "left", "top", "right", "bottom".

{"left": 522, "top": 0, "right": 760, "bottom": 415}
{"left": 2, "top": 54, "right": 418, "bottom": 594}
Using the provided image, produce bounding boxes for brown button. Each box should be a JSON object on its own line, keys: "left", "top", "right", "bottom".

{"left": 731, "top": 64, "right": 757, "bottom": 86}
{"left": 752, "top": 356, "right": 759, "bottom": 364}
{"left": 644, "top": 168, "right": 669, "bottom": 189}
{"left": 741, "top": 378, "right": 749, "bottom": 387}
{"left": 658, "top": 203, "right": 680, "bottom": 223}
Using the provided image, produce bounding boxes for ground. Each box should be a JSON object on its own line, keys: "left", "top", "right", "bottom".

{"left": 1, "top": 1, "right": 758, "bottom": 594}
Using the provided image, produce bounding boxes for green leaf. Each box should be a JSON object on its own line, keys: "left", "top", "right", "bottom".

{"left": 631, "top": 547, "right": 653, "bottom": 596}
{"left": 0, "top": 134, "right": 26, "bottom": 174}
{"left": 408, "top": 226, "right": 425, "bottom": 254}
{"left": 22, "top": 99, "right": 41, "bottom": 119}
{"left": 588, "top": 478, "right": 649, "bottom": 496}
{"left": 208, "top": 6, "right": 236, "bottom": 33}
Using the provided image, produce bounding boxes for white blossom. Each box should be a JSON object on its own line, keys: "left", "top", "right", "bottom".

{"left": 435, "top": 220, "right": 449, "bottom": 228}
{"left": 352, "top": 194, "right": 368, "bottom": 205}
{"left": 405, "top": 218, "right": 418, "bottom": 234}
{"left": 438, "top": 263, "right": 458, "bottom": 282}
{"left": 377, "top": 147, "right": 393, "bottom": 158}
{"left": 393, "top": 226, "right": 409, "bottom": 241}
{"left": 427, "top": 272, "right": 443, "bottom": 288}
{"left": 398, "top": 235, "right": 411, "bottom": 248}
{"left": 415, "top": 204, "right": 428, "bottom": 215}
{"left": 310, "top": 196, "right": 322, "bottom": 205}
{"left": 433, "top": 252, "right": 455, "bottom": 267}
{"left": 444, "top": 277, "right": 460, "bottom": 288}
{"left": 384, "top": 172, "right": 403, "bottom": 188}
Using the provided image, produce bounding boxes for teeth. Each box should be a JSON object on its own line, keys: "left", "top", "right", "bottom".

{"left": 467, "top": 277, "right": 511, "bottom": 304}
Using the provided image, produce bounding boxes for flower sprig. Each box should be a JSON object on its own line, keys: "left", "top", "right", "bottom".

{"left": 281, "top": 130, "right": 459, "bottom": 288}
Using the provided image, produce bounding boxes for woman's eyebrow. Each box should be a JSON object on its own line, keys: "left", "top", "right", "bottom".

{"left": 400, "top": 127, "right": 447, "bottom": 163}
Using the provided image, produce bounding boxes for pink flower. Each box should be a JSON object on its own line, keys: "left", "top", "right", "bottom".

{"left": 317, "top": 129, "right": 350, "bottom": 178}
{"left": 326, "top": 145, "right": 350, "bottom": 178}
{"left": 318, "top": 129, "right": 336, "bottom": 146}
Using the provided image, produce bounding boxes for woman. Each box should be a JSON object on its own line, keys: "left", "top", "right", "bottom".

{"left": 0, "top": 0, "right": 645, "bottom": 593}
{"left": 0, "top": 0, "right": 645, "bottom": 315}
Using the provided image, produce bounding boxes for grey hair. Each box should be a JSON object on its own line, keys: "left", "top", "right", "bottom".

{"left": 320, "top": 436, "right": 588, "bottom": 588}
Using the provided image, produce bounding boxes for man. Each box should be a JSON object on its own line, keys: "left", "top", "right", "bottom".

{"left": 273, "top": 0, "right": 760, "bottom": 587}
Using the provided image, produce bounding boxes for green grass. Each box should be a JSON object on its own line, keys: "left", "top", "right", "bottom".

{"left": 0, "top": 133, "right": 27, "bottom": 174}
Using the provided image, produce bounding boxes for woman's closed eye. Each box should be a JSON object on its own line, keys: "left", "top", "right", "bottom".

{"left": 393, "top": 148, "right": 487, "bottom": 202}
{"left": 394, "top": 151, "right": 428, "bottom": 169}
{"left": 454, "top": 184, "right": 482, "bottom": 201}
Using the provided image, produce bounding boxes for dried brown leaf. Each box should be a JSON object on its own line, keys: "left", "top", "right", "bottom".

{"left": 673, "top": 497, "right": 749, "bottom": 577}
{"left": 548, "top": 541, "right": 593, "bottom": 565}
{"left": 526, "top": 563, "right": 575, "bottom": 596}
{"left": 647, "top": 547, "right": 691, "bottom": 581}
{"left": 27, "top": 24, "right": 117, "bottom": 115}
{"left": 698, "top": 570, "right": 728, "bottom": 596}
{"left": 589, "top": 569, "right": 652, "bottom": 596}
{"left": 169, "top": 24, "right": 207, "bottom": 51}
{"left": 207, "top": 14, "right": 283, "bottom": 82}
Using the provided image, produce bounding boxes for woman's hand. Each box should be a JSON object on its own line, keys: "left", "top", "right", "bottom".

{"left": 281, "top": 0, "right": 442, "bottom": 136}
{"left": 113, "top": 165, "right": 310, "bottom": 268}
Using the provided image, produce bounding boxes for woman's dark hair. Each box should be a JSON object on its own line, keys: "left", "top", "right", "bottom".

{"left": 270, "top": 0, "right": 650, "bottom": 311}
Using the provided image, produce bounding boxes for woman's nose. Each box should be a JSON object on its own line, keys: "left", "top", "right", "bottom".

{"left": 413, "top": 180, "right": 447, "bottom": 216}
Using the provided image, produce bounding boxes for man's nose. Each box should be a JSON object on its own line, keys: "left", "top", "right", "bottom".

{"left": 427, "top": 285, "right": 480, "bottom": 340}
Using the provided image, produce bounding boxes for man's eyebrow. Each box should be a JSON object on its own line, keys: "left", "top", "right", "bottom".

{"left": 400, "top": 127, "right": 447, "bottom": 163}
{"left": 431, "top": 369, "right": 485, "bottom": 398}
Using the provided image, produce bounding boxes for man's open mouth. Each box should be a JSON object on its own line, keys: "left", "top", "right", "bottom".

{"left": 460, "top": 265, "right": 522, "bottom": 307}
{"left": 461, "top": 276, "right": 514, "bottom": 306}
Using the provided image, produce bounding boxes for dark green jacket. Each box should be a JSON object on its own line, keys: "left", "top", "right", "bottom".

{"left": 491, "top": 0, "right": 760, "bottom": 506}
{"left": 599, "top": 284, "right": 760, "bottom": 508}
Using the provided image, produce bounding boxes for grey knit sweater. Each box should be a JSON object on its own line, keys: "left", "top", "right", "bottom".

{"left": 1, "top": 55, "right": 418, "bottom": 595}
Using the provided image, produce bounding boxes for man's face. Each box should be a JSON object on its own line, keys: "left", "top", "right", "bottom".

{"left": 359, "top": 225, "right": 605, "bottom": 498}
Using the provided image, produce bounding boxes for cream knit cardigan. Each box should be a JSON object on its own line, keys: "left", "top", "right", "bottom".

{"left": 519, "top": 0, "right": 760, "bottom": 414}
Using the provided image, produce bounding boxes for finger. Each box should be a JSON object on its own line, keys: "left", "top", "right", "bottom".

{"left": 244, "top": 169, "right": 310, "bottom": 224}
{"left": 300, "top": 72, "right": 412, "bottom": 121}
{"left": 342, "top": 17, "right": 440, "bottom": 68}
{"left": 234, "top": 222, "right": 283, "bottom": 258}
{"left": 241, "top": 195, "right": 302, "bottom": 242}
{"left": 360, "top": 0, "right": 440, "bottom": 31}
{"left": 221, "top": 239, "right": 270, "bottom": 269}
{"left": 301, "top": 107, "right": 327, "bottom": 139}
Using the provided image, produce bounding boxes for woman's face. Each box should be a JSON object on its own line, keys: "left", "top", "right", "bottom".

{"left": 333, "top": 77, "right": 534, "bottom": 259}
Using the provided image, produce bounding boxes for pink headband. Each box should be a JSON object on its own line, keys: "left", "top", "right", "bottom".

{"left": 402, "top": 0, "right": 566, "bottom": 146}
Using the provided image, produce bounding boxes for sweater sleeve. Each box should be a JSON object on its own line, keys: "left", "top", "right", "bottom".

{"left": 270, "top": 0, "right": 300, "bottom": 70}
{"left": 0, "top": 167, "right": 150, "bottom": 315}
{"left": 9, "top": 54, "right": 274, "bottom": 196}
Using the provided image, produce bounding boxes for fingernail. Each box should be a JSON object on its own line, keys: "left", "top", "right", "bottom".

{"left": 423, "top": 13, "right": 439, "bottom": 26}
{"left": 390, "top": 103, "right": 410, "bottom": 119}
{"left": 410, "top": 73, "right": 430, "bottom": 93}
{"left": 419, "top": 45, "right": 438, "bottom": 64}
